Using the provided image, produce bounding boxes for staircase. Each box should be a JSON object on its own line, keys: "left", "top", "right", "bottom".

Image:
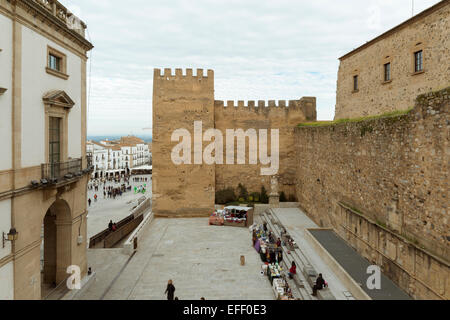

{"left": 257, "top": 208, "right": 337, "bottom": 300}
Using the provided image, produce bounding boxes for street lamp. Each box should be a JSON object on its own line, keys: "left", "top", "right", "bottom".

{"left": 2, "top": 228, "right": 18, "bottom": 248}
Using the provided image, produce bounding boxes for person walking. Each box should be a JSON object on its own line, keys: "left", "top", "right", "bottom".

{"left": 88, "top": 198, "right": 91, "bottom": 206}
{"left": 94, "top": 194, "right": 97, "bottom": 202}
{"left": 165, "top": 280, "right": 175, "bottom": 300}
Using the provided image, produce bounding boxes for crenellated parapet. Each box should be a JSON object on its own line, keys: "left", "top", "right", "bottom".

{"left": 153, "top": 68, "right": 214, "bottom": 81}
{"left": 214, "top": 97, "right": 316, "bottom": 121}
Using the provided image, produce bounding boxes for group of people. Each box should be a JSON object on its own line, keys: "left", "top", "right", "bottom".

{"left": 87, "top": 174, "right": 150, "bottom": 206}
{"left": 252, "top": 222, "right": 283, "bottom": 264}
{"left": 108, "top": 220, "right": 118, "bottom": 232}
{"left": 104, "top": 184, "right": 129, "bottom": 199}
{"left": 287, "top": 261, "right": 326, "bottom": 295}
{"left": 253, "top": 222, "right": 329, "bottom": 297}
{"left": 133, "top": 176, "right": 149, "bottom": 182}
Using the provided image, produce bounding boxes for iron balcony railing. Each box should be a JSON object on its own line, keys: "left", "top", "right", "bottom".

{"left": 41, "top": 156, "right": 93, "bottom": 182}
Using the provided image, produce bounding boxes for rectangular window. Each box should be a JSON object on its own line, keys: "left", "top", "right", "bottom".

{"left": 353, "top": 75, "right": 358, "bottom": 91}
{"left": 384, "top": 63, "right": 391, "bottom": 81}
{"left": 49, "top": 117, "right": 61, "bottom": 164}
{"left": 48, "top": 54, "right": 61, "bottom": 71}
{"left": 414, "top": 50, "right": 423, "bottom": 72}
{"left": 46, "top": 46, "right": 68, "bottom": 79}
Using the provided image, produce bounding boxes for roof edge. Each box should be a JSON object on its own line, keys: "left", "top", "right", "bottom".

{"left": 339, "top": 0, "right": 449, "bottom": 61}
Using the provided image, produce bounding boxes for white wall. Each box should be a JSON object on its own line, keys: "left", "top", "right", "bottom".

{"left": 0, "top": 14, "right": 13, "bottom": 171}
{"left": 0, "top": 199, "right": 13, "bottom": 300}
{"left": 0, "top": 199, "right": 12, "bottom": 259}
{"left": 21, "top": 25, "right": 82, "bottom": 167}
{"left": 0, "top": 261, "right": 13, "bottom": 300}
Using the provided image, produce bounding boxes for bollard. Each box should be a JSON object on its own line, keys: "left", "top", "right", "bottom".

{"left": 240, "top": 255, "right": 245, "bottom": 266}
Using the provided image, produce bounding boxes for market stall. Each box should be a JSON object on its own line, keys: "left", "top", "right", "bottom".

{"left": 208, "top": 209, "right": 224, "bottom": 226}
{"left": 272, "top": 278, "right": 295, "bottom": 300}
{"left": 222, "top": 206, "right": 253, "bottom": 227}
{"left": 251, "top": 224, "right": 283, "bottom": 264}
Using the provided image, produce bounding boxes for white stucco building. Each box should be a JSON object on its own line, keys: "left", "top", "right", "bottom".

{"left": 87, "top": 136, "right": 151, "bottom": 178}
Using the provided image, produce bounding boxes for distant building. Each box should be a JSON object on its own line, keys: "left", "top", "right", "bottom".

{"left": 0, "top": 0, "right": 93, "bottom": 299}
{"left": 335, "top": 0, "right": 450, "bottom": 119}
{"left": 87, "top": 136, "right": 151, "bottom": 178}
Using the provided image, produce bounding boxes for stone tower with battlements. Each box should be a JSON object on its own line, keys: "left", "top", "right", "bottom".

{"left": 152, "top": 68, "right": 316, "bottom": 217}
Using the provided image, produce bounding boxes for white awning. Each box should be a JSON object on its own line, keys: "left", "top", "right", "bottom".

{"left": 131, "top": 165, "right": 152, "bottom": 171}
{"left": 224, "top": 206, "right": 252, "bottom": 211}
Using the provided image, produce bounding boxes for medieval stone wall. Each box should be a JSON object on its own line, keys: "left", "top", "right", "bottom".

{"left": 152, "top": 68, "right": 316, "bottom": 214}
{"left": 294, "top": 88, "right": 450, "bottom": 299}
{"left": 214, "top": 98, "right": 315, "bottom": 197}
{"left": 335, "top": 1, "right": 450, "bottom": 119}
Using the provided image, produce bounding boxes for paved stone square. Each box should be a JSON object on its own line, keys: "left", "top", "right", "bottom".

{"left": 98, "top": 218, "right": 275, "bottom": 300}
{"left": 86, "top": 174, "right": 152, "bottom": 239}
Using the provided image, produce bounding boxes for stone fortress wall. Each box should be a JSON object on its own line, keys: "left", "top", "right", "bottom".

{"left": 152, "top": 68, "right": 449, "bottom": 299}
{"left": 152, "top": 68, "right": 316, "bottom": 217}
{"left": 214, "top": 97, "right": 316, "bottom": 197}
{"left": 295, "top": 88, "right": 450, "bottom": 300}
{"left": 335, "top": 0, "right": 450, "bottom": 120}
{"left": 152, "top": 68, "right": 215, "bottom": 217}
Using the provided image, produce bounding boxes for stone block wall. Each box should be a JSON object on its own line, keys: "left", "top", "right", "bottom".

{"left": 152, "top": 68, "right": 316, "bottom": 215}
{"left": 294, "top": 88, "right": 450, "bottom": 299}
{"left": 214, "top": 98, "right": 315, "bottom": 197}
{"left": 335, "top": 1, "right": 450, "bottom": 119}
{"left": 152, "top": 68, "right": 215, "bottom": 217}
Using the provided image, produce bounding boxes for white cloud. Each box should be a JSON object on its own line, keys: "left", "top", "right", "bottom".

{"left": 59, "top": 0, "right": 441, "bottom": 135}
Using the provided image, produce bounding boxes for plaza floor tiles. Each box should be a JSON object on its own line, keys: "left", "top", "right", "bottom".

{"left": 102, "top": 218, "right": 274, "bottom": 300}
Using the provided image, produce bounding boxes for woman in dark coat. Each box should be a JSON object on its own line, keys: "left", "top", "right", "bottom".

{"left": 165, "top": 280, "right": 176, "bottom": 300}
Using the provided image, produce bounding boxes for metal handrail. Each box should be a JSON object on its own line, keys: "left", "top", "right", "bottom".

{"left": 41, "top": 156, "right": 92, "bottom": 181}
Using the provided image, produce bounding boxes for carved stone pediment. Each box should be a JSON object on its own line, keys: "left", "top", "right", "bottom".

{"left": 43, "top": 90, "right": 75, "bottom": 109}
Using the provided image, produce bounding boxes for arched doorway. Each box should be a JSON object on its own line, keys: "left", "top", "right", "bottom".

{"left": 41, "top": 199, "right": 72, "bottom": 298}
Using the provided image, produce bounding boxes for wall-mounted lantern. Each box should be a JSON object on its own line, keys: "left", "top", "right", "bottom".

{"left": 2, "top": 228, "right": 18, "bottom": 248}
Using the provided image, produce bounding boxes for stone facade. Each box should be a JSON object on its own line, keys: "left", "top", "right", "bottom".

{"left": 294, "top": 88, "right": 450, "bottom": 300}
{"left": 335, "top": 0, "right": 450, "bottom": 120}
{"left": 0, "top": 0, "right": 92, "bottom": 299}
{"left": 152, "top": 68, "right": 316, "bottom": 217}
{"left": 214, "top": 97, "right": 315, "bottom": 197}
{"left": 152, "top": 69, "right": 216, "bottom": 217}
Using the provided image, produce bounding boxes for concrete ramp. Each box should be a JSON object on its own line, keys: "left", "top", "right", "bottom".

{"left": 308, "top": 229, "right": 411, "bottom": 300}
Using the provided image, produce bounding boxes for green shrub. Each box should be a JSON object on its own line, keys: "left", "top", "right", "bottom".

{"left": 260, "top": 186, "right": 268, "bottom": 204}
{"left": 215, "top": 188, "right": 236, "bottom": 204}
{"left": 250, "top": 192, "right": 260, "bottom": 202}
{"left": 237, "top": 183, "right": 249, "bottom": 200}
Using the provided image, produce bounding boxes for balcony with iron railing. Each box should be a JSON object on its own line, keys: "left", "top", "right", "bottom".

{"left": 41, "top": 155, "right": 93, "bottom": 184}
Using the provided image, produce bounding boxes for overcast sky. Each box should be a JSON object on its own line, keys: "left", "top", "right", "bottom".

{"left": 60, "top": 0, "right": 441, "bottom": 136}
